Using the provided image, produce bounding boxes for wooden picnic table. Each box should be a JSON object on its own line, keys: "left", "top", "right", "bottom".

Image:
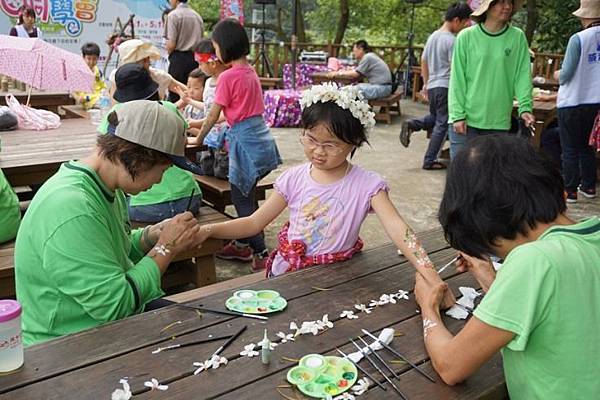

{"left": 0, "top": 118, "right": 97, "bottom": 187}
{"left": 0, "top": 90, "right": 75, "bottom": 114}
{"left": 0, "top": 228, "right": 507, "bottom": 399}
{"left": 311, "top": 71, "right": 360, "bottom": 86}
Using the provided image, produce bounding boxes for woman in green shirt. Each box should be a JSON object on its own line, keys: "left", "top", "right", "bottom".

{"left": 0, "top": 168, "right": 20, "bottom": 243}
{"left": 415, "top": 135, "right": 600, "bottom": 399}
{"left": 15, "top": 101, "right": 204, "bottom": 345}
{"left": 448, "top": 0, "right": 535, "bottom": 156}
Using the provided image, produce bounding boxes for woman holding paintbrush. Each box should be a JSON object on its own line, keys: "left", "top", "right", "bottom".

{"left": 414, "top": 135, "right": 600, "bottom": 399}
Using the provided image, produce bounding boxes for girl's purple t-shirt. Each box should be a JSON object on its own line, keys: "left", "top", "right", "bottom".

{"left": 271, "top": 163, "right": 389, "bottom": 276}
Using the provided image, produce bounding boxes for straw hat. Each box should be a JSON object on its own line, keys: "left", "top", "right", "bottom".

{"left": 471, "top": 0, "right": 524, "bottom": 22}
{"left": 573, "top": 0, "right": 600, "bottom": 19}
{"left": 118, "top": 39, "right": 161, "bottom": 65}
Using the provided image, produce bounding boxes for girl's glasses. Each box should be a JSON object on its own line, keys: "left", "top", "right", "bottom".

{"left": 300, "top": 132, "right": 347, "bottom": 156}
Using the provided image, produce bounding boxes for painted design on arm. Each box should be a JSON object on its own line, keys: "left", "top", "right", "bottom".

{"left": 423, "top": 318, "right": 438, "bottom": 338}
{"left": 404, "top": 228, "right": 434, "bottom": 268}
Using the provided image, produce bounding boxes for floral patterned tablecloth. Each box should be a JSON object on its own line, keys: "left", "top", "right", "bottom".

{"left": 263, "top": 89, "right": 303, "bottom": 128}
{"left": 282, "top": 63, "right": 329, "bottom": 89}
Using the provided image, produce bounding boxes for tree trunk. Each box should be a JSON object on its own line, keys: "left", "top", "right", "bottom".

{"left": 295, "top": 1, "right": 306, "bottom": 43}
{"left": 525, "top": 0, "right": 538, "bottom": 45}
{"left": 333, "top": 0, "right": 349, "bottom": 50}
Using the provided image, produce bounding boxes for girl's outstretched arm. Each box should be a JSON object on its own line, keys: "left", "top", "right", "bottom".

{"left": 371, "top": 190, "right": 455, "bottom": 306}
{"left": 188, "top": 104, "right": 222, "bottom": 145}
{"left": 198, "top": 191, "right": 287, "bottom": 242}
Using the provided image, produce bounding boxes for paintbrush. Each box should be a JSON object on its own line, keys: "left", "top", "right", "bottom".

{"left": 357, "top": 336, "right": 400, "bottom": 380}
{"left": 349, "top": 338, "right": 408, "bottom": 399}
{"left": 361, "top": 329, "right": 436, "bottom": 383}
{"left": 152, "top": 334, "right": 233, "bottom": 354}
{"left": 178, "top": 304, "right": 269, "bottom": 321}
{"left": 185, "top": 189, "right": 196, "bottom": 212}
{"left": 437, "top": 255, "right": 460, "bottom": 274}
{"left": 335, "top": 348, "right": 387, "bottom": 391}
{"left": 212, "top": 325, "right": 247, "bottom": 358}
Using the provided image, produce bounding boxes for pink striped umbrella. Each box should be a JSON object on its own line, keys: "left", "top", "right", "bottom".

{"left": 0, "top": 35, "right": 93, "bottom": 92}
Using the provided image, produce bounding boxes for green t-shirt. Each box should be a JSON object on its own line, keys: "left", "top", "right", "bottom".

{"left": 474, "top": 217, "right": 600, "bottom": 399}
{"left": 98, "top": 103, "right": 201, "bottom": 207}
{"left": 15, "top": 161, "right": 164, "bottom": 346}
{"left": 0, "top": 168, "right": 20, "bottom": 243}
{"left": 448, "top": 24, "right": 533, "bottom": 130}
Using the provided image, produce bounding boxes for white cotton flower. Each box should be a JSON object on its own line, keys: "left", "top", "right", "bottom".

{"left": 354, "top": 304, "right": 372, "bottom": 314}
{"left": 240, "top": 343, "right": 260, "bottom": 358}
{"left": 143, "top": 378, "right": 168, "bottom": 391}
{"left": 351, "top": 377, "right": 371, "bottom": 395}
{"left": 111, "top": 379, "right": 132, "bottom": 400}
{"left": 276, "top": 331, "right": 295, "bottom": 343}
{"left": 340, "top": 310, "right": 358, "bottom": 320}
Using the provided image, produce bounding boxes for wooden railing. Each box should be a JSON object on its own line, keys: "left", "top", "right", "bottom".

{"left": 531, "top": 52, "right": 564, "bottom": 79}
{"left": 250, "top": 41, "right": 424, "bottom": 78}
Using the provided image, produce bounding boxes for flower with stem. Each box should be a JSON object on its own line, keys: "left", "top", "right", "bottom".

{"left": 240, "top": 343, "right": 260, "bottom": 358}
{"left": 276, "top": 331, "right": 295, "bottom": 343}
{"left": 143, "top": 378, "right": 168, "bottom": 391}
{"left": 354, "top": 304, "right": 372, "bottom": 314}
{"left": 340, "top": 310, "right": 358, "bottom": 320}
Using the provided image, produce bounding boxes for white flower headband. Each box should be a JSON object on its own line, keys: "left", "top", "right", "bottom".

{"left": 300, "top": 82, "right": 376, "bottom": 133}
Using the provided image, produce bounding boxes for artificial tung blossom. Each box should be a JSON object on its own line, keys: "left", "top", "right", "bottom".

{"left": 392, "top": 289, "right": 409, "bottom": 300}
{"left": 354, "top": 304, "right": 372, "bottom": 314}
{"left": 276, "top": 331, "right": 295, "bottom": 343}
{"left": 368, "top": 299, "right": 380, "bottom": 308}
{"left": 351, "top": 378, "right": 371, "bottom": 395}
{"left": 340, "top": 310, "right": 358, "bottom": 320}
{"left": 332, "top": 393, "right": 356, "bottom": 400}
{"left": 143, "top": 378, "right": 168, "bottom": 391}
{"left": 111, "top": 379, "right": 132, "bottom": 400}
{"left": 193, "top": 354, "right": 228, "bottom": 374}
{"left": 300, "top": 83, "right": 376, "bottom": 133}
{"left": 299, "top": 321, "right": 320, "bottom": 335}
{"left": 240, "top": 343, "right": 260, "bottom": 358}
{"left": 316, "top": 314, "right": 334, "bottom": 330}
{"left": 378, "top": 294, "right": 396, "bottom": 305}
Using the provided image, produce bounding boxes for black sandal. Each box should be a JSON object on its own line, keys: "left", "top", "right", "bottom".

{"left": 422, "top": 161, "right": 447, "bottom": 170}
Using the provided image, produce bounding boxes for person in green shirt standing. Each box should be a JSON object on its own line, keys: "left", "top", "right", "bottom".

{"left": 448, "top": 0, "right": 535, "bottom": 157}
{"left": 414, "top": 135, "right": 600, "bottom": 399}
{"left": 15, "top": 100, "right": 204, "bottom": 346}
{"left": 0, "top": 139, "right": 20, "bottom": 242}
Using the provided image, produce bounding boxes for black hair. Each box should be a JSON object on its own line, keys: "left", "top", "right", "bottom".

{"left": 438, "top": 135, "right": 566, "bottom": 258}
{"left": 471, "top": 0, "right": 516, "bottom": 23}
{"left": 445, "top": 2, "right": 473, "bottom": 21}
{"left": 353, "top": 40, "right": 371, "bottom": 53}
{"left": 197, "top": 38, "right": 216, "bottom": 55}
{"left": 211, "top": 18, "right": 249, "bottom": 64}
{"left": 81, "top": 42, "right": 101, "bottom": 57}
{"left": 188, "top": 68, "right": 208, "bottom": 82}
{"left": 98, "top": 118, "right": 171, "bottom": 180}
{"left": 301, "top": 101, "right": 369, "bottom": 156}
{"left": 18, "top": 6, "right": 35, "bottom": 25}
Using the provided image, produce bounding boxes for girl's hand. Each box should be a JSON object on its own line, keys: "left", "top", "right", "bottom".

{"left": 456, "top": 252, "right": 496, "bottom": 293}
{"left": 415, "top": 272, "right": 448, "bottom": 313}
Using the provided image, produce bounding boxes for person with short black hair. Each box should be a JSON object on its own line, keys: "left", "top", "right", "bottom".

{"left": 400, "top": 2, "right": 472, "bottom": 169}
{"left": 189, "top": 18, "right": 281, "bottom": 272}
{"left": 164, "top": 0, "right": 204, "bottom": 102}
{"left": 73, "top": 42, "right": 107, "bottom": 109}
{"left": 9, "top": 6, "right": 41, "bottom": 38}
{"left": 330, "top": 40, "right": 392, "bottom": 100}
{"left": 414, "top": 134, "right": 600, "bottom": 398}
{"left": 15, "top": 101, "right": 205, "bottom": 346}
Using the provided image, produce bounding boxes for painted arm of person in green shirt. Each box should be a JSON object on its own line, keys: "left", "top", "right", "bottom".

{"left": 413, "top": 253, "right": 514, "bottom": 385}
{"left": 41, "top": 212, "right": 200, "bottom": 321}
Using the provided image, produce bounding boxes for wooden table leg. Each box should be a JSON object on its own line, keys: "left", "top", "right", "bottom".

{"left": 194, "top": 255, "right": 217, "bottom": 287}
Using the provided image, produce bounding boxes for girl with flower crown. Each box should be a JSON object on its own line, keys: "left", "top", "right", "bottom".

{"left": 197, "top": 82, "right": 454, "bottom": 305}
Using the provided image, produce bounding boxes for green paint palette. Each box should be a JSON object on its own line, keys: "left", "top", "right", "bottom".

{"left": 225, "top": 290, "right": 287, "bottom": 314}
{"left": 287, "top": 354, "right": 358, "bottom": 399}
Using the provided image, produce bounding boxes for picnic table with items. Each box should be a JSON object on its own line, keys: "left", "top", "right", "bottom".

{"left": 0, "top": 228, "right": 506, "bottom": 399}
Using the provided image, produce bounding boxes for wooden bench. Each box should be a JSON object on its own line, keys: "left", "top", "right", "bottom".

{"left": 0, "top": 207, "right": 229, "bottom": 298}
{"left": 259, "top": 77, "right": 283, "bottom": 90}
{"left": 194, "top": 175, "right": 274, "bottom": 214}
{"left": 369, "top": 91, "right": 402, "bottom": 124}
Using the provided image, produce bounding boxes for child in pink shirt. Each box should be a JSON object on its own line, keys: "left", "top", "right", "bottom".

{"left": 188, "top": 18, "right": 281, "bottom": 272}
{"left": 196, "top": 83, "right": 454, "bottom": 307}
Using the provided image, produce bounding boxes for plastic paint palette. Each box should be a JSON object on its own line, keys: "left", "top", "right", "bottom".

{"left": 287, "top": 354, "right": 358, "bottom": 399}
{"left": 225, "top": 289, "right": 287, "bottom": 314}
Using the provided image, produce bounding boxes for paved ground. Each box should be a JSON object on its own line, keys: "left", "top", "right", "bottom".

{"left": 210, "top": 99, "right": 600, "bottom": 283}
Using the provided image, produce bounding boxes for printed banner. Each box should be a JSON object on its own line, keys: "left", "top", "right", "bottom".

{"left": 0, "top": 0, "right": 170, "bottom": 74}
{"left": 220, "top": 0, "right": 243, "bottom": 25}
